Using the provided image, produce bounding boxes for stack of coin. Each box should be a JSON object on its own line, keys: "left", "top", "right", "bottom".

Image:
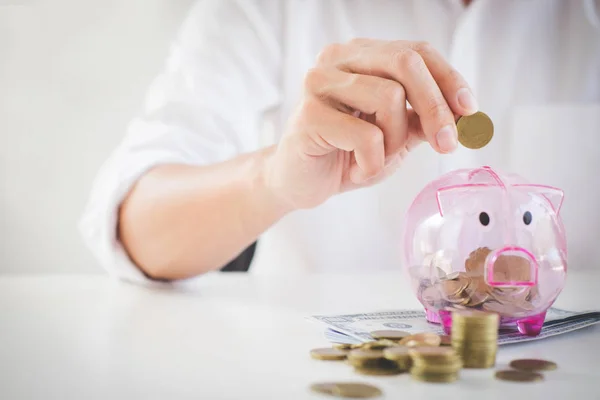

{"left": 408, "top": 347, "right": 462, "bottom": 383}
{"left": 346, "top": 349, "right": 403, "bottom": 375}
{"left": 451, "top": 310, "right": 499, "bottom": 368}
{"left": 383, "top": 346, "right": 412, "bottom": 371}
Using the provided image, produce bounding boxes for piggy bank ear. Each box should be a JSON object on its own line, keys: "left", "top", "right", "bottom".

{"left": 436, "top": 184, "right": 491, "bottom": 217}
{"left": 514, "top": 184, "right": 564, "bottom": 215}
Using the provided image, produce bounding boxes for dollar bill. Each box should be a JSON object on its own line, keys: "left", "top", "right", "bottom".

{"left": 308, "top": 307, "right": 600, "bottom": 345}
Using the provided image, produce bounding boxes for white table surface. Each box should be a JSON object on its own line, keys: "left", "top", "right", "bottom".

{"left": 0, "top": 271, "right": 599, "bottom": 400}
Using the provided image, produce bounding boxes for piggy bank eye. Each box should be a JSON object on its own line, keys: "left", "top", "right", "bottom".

{"left": 523, "top": 211, "right": 532, "bottom": 225}
{"left": 479, "top": 212, "right": 490, "bottom": 226}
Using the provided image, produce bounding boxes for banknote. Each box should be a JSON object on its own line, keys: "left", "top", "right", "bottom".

{"left": 308, "top": 307, "right": 600, "bottom": 345}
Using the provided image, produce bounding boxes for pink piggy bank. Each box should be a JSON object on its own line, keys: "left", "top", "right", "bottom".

{"left": 401, "top": 166, "right": 567, "bottom": 336}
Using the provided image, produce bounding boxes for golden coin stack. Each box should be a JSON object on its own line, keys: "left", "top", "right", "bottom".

{"left": 408, "top": 347, "right": 462, "bottom": 383}
{"left": 309, "top": 329, "right": 557, "bottom": 396}
{"left": 346, "top": 348, "right": 403, "bottom": 376}
{"left": 383, "top": 346, "right": 412, "bottom": 371}
{"left": 451, "top": 310, "right": 499, "bottom": 368}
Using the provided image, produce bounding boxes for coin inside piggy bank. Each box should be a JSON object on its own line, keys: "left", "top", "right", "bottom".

{"left": 401, "top": 166, "right": 567, "bottom": 336}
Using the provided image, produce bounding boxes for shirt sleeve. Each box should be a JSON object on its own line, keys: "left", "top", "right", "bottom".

{"left": 78, "top": 0, "right": 283, "bottom": 284}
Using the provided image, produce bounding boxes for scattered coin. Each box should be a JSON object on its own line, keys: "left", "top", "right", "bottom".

{"left": 456, "top": 111, "right": 494, "bottom": 149}
{"left": 347, "top": 349, "right": 385, "bottom": 363}
{"left": 332, "top": 383, "right": 383, "bottom": 398}
{"left": 439, "top": 335, "right": 452, "bottom": 346}
{"left": 310, "top": 382, "right": 337, "bottom": 396}
{"left": 361, "top": 339, "right": 400, "bottom": 350}
{"left": 310, "top": 382, "right": 383, "bottom": 398}
{"left": 333, "top": 343, "right": 354, "bottom": 350}
{"left": 382, "top": 346, "right": 411, "bottom": 360}
{"left": 495, "top": 370, "right": 544, "bottom": 383}
{"left": 310, "top": 348, "right": 348, "bottom": 360}
{"left": 383, "top": 346, "right": 412, "bottom": 370}
{"left": 399, "top": 332, "right": 441, "bottom": 347}
{"left": 509, "top": 359, "right": 558, "bottom": 372}
{"left": 370, "top": 330, "right": 411, "bottom": 340}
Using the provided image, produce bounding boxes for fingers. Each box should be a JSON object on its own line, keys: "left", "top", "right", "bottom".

{"left": 304, "top": 67, "right": 409, "bottom": 157}
{"left": 335, "top": 48, "right": 457, "bottom": 153}
{"left": 408, "top": 41, "right": 478, "bottom": 115}
{"left": 296, "top": 98, "right": 385, "bottom": 183}
{"left": 316, "top": 39, "right": 478, "bottom": 154}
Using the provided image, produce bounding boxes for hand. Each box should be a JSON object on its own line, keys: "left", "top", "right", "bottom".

{"left": 264, "top": 39, "right": 478, "bottom": 210}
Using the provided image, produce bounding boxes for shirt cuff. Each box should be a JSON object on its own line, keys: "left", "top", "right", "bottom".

{"left": 78, "top": 149, "right": 189, "bottom": 286}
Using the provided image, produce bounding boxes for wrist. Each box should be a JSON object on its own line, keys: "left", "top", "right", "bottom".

{"left": 249, "top": 145, "right": 296, "bottom": 220}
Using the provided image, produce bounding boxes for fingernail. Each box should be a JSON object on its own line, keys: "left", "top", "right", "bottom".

{"left": 457, "top": 88, "right": 478, "bottom": 114}
{"left": 436, "top": 125, "right": 458, "bottom": 153}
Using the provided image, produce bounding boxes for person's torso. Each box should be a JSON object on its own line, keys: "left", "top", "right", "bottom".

{"left": 250, "top": 0, "right": 600, "bottom": 274}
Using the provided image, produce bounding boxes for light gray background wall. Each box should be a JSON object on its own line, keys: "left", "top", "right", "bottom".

{"left": 0, "top": 0, "right": 195, "bottom": 273}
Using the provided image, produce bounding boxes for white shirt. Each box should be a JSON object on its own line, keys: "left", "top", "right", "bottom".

{"left": 79, "top": 0, "right": 600, "bottom": 284}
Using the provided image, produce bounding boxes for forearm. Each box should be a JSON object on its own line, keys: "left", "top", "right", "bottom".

{"left": 117, "top": 145, "right": 291, "bottom": 280}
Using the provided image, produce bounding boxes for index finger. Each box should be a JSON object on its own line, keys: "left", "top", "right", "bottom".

{"left": 336, "top": 46, "right": 458, "bottom": 153}
{"left": 407, "top": 41, "right": 478, "bottom": 116}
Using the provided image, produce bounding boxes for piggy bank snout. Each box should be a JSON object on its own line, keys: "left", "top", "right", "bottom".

{"left": 485, "top": 247, "right": 538, "bottom": 287}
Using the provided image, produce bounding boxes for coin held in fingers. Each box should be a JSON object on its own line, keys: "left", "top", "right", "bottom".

{"left": 456, "top": 111, "right": 494, "bottom": 149}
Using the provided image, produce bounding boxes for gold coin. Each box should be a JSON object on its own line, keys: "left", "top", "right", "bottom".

{"left": 399, "top": 333, "right": 441, "bottom": 347}
{"left": 481, "top": 300, "right": 524, "bottom": 316}
{"left": 439, "top": 335, "right": 452, "bottom": 346}
{"left": 361, "top": 339, "right": 400, "bottom": 350}
{"left": 347, "top": 349, "right": 384, "bottom": 362}
{"left": 332, "top": 383, "right": 383, "bottom": 398}
{"left": 465, "top": 290, "right": 489, "bottom": 307}
{"left": 354, "top": 366, "right": 403, "bottom": 376}
{"left": 408, "top": 346, "right": 457, "bottom": 358}
{"left": 411, "top": 372, "right": 459, "bottom": 383}
{"left": 310, "top": 348, "right": 348, "bottom": 360}
{"left": 445, "top": 272, "right": 461, "bottom": 280}
{"left": 348, "top": 357, "right": 397, "bottom": 369}
{"left": 309, "top": 382, "right": 337, "bottom": 396}
{"left": 370, "top": 330, "right": 411, "bottom": 340}
{"left": 495, "top": 370, "right": 544, "bottom": 383}
{"left": 440, "top": 279, "right": 466, "bottom": 297}
{"left": 452, "top": 309, "right": 499, "bottom": 323}
{"left": 333, "top": 343, "right": 354, "bottom": 350}
{"left": 383, "top": 346, "right": 410, "bottom": 360}
{"left": 456, "top": 111, "right": 494, "bottom": 149}
{"left": 509, "top": 359, "right": 558, "bottom": 372}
